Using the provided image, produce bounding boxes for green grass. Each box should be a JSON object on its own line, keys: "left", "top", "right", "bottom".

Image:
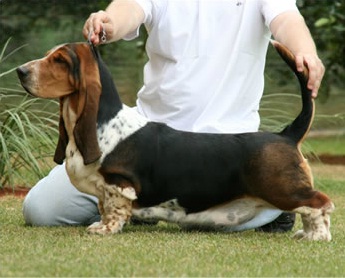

{"left": 304, "top": 136, "right": 345, "bottom": 155}
{"left": 1, "top": 175, "right": 345, "bottom": 277}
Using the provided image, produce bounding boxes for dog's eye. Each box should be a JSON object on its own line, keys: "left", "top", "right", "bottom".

{"left": 54, "top": 57, "right": 65, "bottom": 64}
{"left": 53, "top": 55, "right": 66, "bottom": 64}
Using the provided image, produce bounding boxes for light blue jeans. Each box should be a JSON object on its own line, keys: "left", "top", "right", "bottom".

{"left": 23, "top": 163, "right": 101, "bottom": 226}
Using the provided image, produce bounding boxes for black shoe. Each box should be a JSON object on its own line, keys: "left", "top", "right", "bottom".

{"left": 255, "top": 212, "right": 296, "bottom": 233}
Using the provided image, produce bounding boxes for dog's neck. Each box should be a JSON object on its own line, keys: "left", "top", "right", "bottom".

{"left": 96, "top": 54, "right": 123, "bottom": 126}
{"left": 97, "top": 106, "right": 149, "bottom": 162}
{"left": 92, "top": 51, "right": 149, "bottom": 161}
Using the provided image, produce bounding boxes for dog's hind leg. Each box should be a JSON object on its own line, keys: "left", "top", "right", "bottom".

{"left": 132, "top": 199, "right": 187, "bottom": 223}
{"left": 260, "top": 180, "right": 335, "bottom": 241}
{"left": 293, "top": 198, "right": 334, "bottom": 241}
{"left": 179, "top": 198, "right": 282, "bottom": 232}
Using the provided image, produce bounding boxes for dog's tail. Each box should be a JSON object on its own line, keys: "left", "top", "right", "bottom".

{"left": 272, "top": 40, "right": 315, "bottom": 145}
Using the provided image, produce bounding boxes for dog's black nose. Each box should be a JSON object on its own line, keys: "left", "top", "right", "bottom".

{"left": 16, "top": 66, "right": 29, "bottom": 80}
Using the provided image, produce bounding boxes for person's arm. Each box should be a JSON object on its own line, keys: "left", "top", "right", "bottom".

{"left": 270, "top": 11, "right": 325, "bottom": 98}
{"left": 83, "top": 0, "right": 145, "bottom": 45}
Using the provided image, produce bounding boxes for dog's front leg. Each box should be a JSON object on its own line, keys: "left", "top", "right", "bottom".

{"left": 87, "top": 184, "right": 133, "bottom": 235}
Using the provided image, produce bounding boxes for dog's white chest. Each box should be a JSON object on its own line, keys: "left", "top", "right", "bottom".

{"left": 63, "top": 99, "right": 103, "bottom": 198}
{"left": 63, "top": 106, "right": 147, "bottom": 198}
{"left": 65, "top": 141, "right": 103, "bottom": 198}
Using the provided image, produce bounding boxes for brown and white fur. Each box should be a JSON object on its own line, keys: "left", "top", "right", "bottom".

{"left": 17, "top": 41, "right": 334, "bottom": 240}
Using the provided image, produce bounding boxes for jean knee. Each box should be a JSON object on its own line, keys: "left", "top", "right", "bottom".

{"left": 22, "top": 189, "right": 59, "bottom": 226}
{"left": 22, "top": 175, "right": 100, "bottom": 226}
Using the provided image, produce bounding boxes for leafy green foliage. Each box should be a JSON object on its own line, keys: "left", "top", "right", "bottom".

{"left": 298, "top": 0, "right": 345, "bottom": 90}
{"left": 1, "top": 0, "right": 344, "bottom": 90}
{"left": 0, "top": 0, "right": 108, "bottom": 45}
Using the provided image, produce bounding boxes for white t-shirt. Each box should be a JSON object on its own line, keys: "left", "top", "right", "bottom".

{"left": 128, "top": 0, "right": 298, "bottom": 133}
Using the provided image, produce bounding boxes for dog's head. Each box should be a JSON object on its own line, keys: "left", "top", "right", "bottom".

{"left": 17, "top": 43, "right": 102, "bottom": 165}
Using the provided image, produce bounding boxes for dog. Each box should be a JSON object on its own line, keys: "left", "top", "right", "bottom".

{"left": 17, "top": 40, "right": 334, "bottom": 240}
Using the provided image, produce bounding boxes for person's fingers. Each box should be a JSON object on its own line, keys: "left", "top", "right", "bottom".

{"left": 82, "top": 11, "right": 110, "bottom": 45}
{"left": 295, "top": 54, "right": 305, "bottom": 73}
{"left": 306, "top": 56, "right": 325, "bottom": 98}
{"left": 295, "top": 54, "right": 325, "bottom": 98}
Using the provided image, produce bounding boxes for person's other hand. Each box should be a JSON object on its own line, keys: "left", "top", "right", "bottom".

{"left": 295, "top": 53, "right": 325, "bottom": 98}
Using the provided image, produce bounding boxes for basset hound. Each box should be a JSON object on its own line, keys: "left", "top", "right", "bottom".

{"left": 17, "top": 41, "right": 334, "bottom": 240}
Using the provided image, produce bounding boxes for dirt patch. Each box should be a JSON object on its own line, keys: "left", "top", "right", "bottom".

{"left": 0, "top": 186, "right": 30, "bottom": 198}
{"left": 318, "top": 154, "right": 345, "bottom": 165}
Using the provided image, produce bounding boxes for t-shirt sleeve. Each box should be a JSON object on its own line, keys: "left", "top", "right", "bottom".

{"left": 135, "top": 0, "right": 155, "bottom": 23}
{"left": 261, "top": 0, "right": 299, "bottom": 27}
{"left": 123, "top": 0, "right": 164, "bottom": 41}
{"left": 122, "top": 0, "right": 152, "bottom": 40}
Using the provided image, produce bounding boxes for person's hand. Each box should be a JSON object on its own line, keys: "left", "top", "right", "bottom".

{"left": 295, "top": 53, "right": 325, "bottom": 98}
{"left": 83, "top": 10, "right": 114, "bottom": 45}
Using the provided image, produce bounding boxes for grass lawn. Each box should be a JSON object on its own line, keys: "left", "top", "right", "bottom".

{"left": 1, "top": 166, "right": 345, "bottom": 277}
{"left": 304, "top": 136, "right": 345, "bottom": 156}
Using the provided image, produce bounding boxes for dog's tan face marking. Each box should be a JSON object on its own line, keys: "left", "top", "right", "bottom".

{"left": 18, "top": 44, "right": 75, "bottom": 98}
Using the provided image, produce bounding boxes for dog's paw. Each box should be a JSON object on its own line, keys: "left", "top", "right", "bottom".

{"left": 86, "top": 221, "right": 106, "bottom": 235}
{"left": 293, "top": 229, "right": 331, "bottom": 241}
{"left": 87, "top": 220, "right": 125, "bottom": 235}
{"left": 293, "top": 229, "right": 306, "bottom": 240}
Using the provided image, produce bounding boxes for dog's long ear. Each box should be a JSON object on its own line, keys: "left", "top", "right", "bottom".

{"left": 73, "top": 44, "right": 102, "bottom": 165}
{"left": 53, "top": 99, "right": 68, "bottom": 164}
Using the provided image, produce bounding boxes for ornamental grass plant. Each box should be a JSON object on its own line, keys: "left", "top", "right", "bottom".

{"left": 0, "top": 39, "right": 58, "bottom": 188}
